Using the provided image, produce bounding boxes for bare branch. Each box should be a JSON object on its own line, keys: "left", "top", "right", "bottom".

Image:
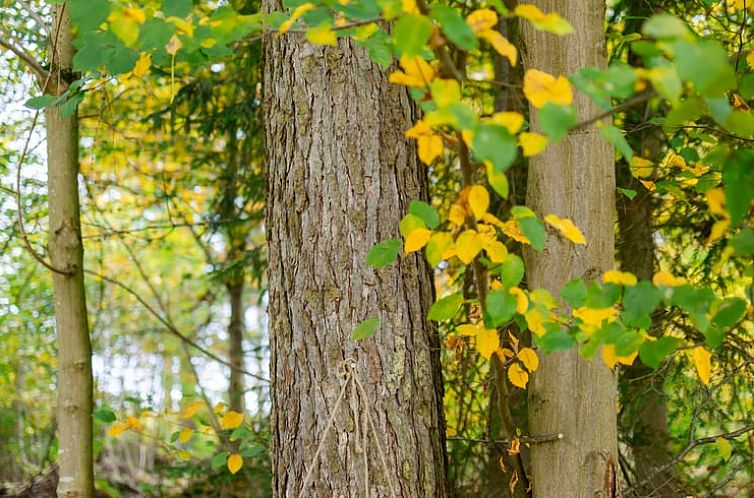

{"left": 0, "top": 27, "right": 48, "bottom": 83}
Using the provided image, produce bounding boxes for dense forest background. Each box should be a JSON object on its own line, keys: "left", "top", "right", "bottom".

{"left": 1, "top": 0, "right": 754, "bottom": 497}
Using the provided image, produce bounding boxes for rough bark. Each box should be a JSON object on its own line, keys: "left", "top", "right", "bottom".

{"left": 46, "top": 4, "right": 94, "bottom": 497}
{"left": 263, "top": 13, "right": 447, "bottom": 498}
{"left": 521, "top": 1, "right": 618, "bottom": 497}
{"left": 227, "top": 282, "right": 246, "bottom": 413}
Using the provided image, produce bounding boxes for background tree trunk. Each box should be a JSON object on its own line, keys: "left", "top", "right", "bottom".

{"left": 263, "top": 14, "right": 448, "bottom": 497}
{"left": 522, "top": 1, "right": 618, "bottom": 496}
{"left": 47, "top": 4, "right": 94, "bottom": 497}
{"left": 227, "top": 281, "right": 245, "bottom": 413}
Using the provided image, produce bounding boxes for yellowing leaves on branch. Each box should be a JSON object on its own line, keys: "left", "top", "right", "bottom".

{"left": 514, "top": 4, "right": 574, "bottom": 35}
{"left": 692, "top": 346, "right": 712, "bottom": 385}
{"left": 405, "top": 120, "right": 444, "bottom": 165}
{"left": 603, "top": 270, "right": 638, "bottom": 286}
{"left": 523, "top": 69, "right": 573, "bottom": 108}
{"left": 220, "top": 410, "right": 244, "bottom": 430}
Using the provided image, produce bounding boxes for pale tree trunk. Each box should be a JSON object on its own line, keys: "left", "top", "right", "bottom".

{"left": 263, "top": 11, "right": 448, "bottom": 497}
{"left": 47, "top": 4, "right": 94, "bottom": 497}
{"left": 227, "top": 281, "right": 245, "bottom": 413}
{"left": 522, "top": 1, "right": 618, "bottom": 496}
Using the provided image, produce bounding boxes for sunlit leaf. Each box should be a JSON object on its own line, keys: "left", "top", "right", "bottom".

{"left": 220, "top": 410, "right": 244, "bottom": 430}
{"left": 692, "top": 346, "right": 711, "bottom": 385}
{"left": 544, "top": 214, "right": 586, "bottom": 244}
{"left": 227, "top": 454, "right": 243, "bottom": 474}
{"left": 508, "top": 363, "right": 529, "bottom": 388}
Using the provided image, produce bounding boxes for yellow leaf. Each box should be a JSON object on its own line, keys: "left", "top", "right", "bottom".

{"left": 213, "top": 402, "right": 227, "bottom": 414}
{"left": 705, "top": 188, "right": 727, "bottom": 217}
{"left": 652, "top": 270, "right": 686, "bottom": 287}
{"left": 481, "top": 212, "right": 505, "bottom": 229}
{"left": 692, "top": 346, "right": 711, "bottom": 385}
{"left": 178, "top": 450, "right": 192, "bottom": 461}
{"left": 279, "top": 3, "right": 315, "bottom": 34}
{"left": 603, "top": 270, "right": 638, "bottom": 286}
{"left": 509, "top": 287, "right": 529, "bottom": 314}
{"left": 166, "top": 34, "right": 183, "bottom": 56}
{"left": 220, "top": 410, "right": 244, "bottom": 430}
{"left": 123, "top": 7, "right": 146, "bottom": 24}
{"left": 544, "top": 214, "right": 586, "bottom": 244}
{"left": 468, "top": 185, "right": 490, "bottom": 219}
{"left": 523, "top": 69, "right": 573, "bottom": 108}
{"left": 747, "top": 50, "right": 754, "bottom": 70}
{"left": 179, "top": 427, "right": 193, "bottom": 443}
{"left": 639, "top": 179, "right": 656, "bottom": 192}
{"left": 630, "top": 156, "right": 654, "bottom": 178}
{"left": 508, "top": 438, "right": 521, "bottom": 455}
{"left": 707, "top": 219, "right": 730, "bottom": 244}
{"left": 466, "top": 9, "right": 498, "bottom": 34}
{"left": 514, "top": 4, "right": 574, "bottom": 35}
{"left": 167, "top": 16, "right": 194, "bottom": 37}
{"left": 489, "top": 112, "right": 524, "bottom": 134}
{"left": 484, "top": 240, "right": 508, "bottom": 263}
{"left": 507, "top": 363, "right": 529, "bottom": 388}
{"left": 455, "top": 230, "right": 484, "bottom": 264}
{"left": 228, "top": 454, "right": 243, "bottom": 474}
{"left": 518, "top": 347, "right": 539, "bottom": 372}
{"left": 108, "top": 422, "right": 128, "bottom": 437}
{"left": 479, "top": 30, "right": 517, "bottom": 66}
{"left": 602, "top": 345, "right": 638, "bottom": 369}
{"left": 525, "top": 308, "right": 547, "bottom": 336}
{"left": 501, "top": 220, "right": 530, "bottom": 244}
{"left": 181, "top": 400, "right": 204, "bottom": 419}
{"left": 573, "top": 307, "right": 618, "bottom": 327}
{"left": 133, "top": 52, "right": 151, "bottom": 78}
{"left": 126, "top": 416, "right": 142, "bottom": 431}
{"left": 449, "top": 204, "right": 466, "bottom": 227}
{"left": 401, "top": 0, "right": 419, "bottom": 14}
{"left": 405, "top": 120, "right": 444, "bottom": 165}
{"left": 200, "top": 37, "right": 217, "bottom": 48}
{"left": 389, "top": 56, "right": 435, "bottom": 88}
{"left": 476, "top": 328, "right": 500, "bottom": 360}
{"left": 306, "top": 23, "right": 337, "bottom": 46}
{"left": 457, "top": 323, "right": 480, "bottom": 336}
{"left": 404, "top": 228, "right": 433, "bottom": 254}
{"left": 518, "top": 132, "right": 548, "bottom": 157}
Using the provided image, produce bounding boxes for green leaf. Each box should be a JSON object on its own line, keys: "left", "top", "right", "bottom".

{"left": 535, "top": 324, "right": 577, "bottom": 353}
{"left": 94, "top": 409, "right": 116, "bottom": 423}
{"left": 600, "top": 125, "right": 633, "bottom": 162}
{"left": 517, "top": 216, "right": 546, "bottom": 251}
{"left": 716, "top": 438, "right": 732, "bottom": 462}
{"left": 70, "top": 0, "right": 110, "bottom": 32}
{"left": 399, "top": 213, "right": 426, "bottom": 236}
{"left": 740, "top": 73, "right": 754, "bottom": 99}
{"left": 561, "top": 279, "right": 587, "bottom": 309}
{"left": 585, "top": 281, "right": 621, "bottom": 308}
{"left": 163, "top": 0, "right": 193, "bottom": 17}
{"left": 471, "top": 124, "right": 517, "bottom": 173}
{"left": 428, "top": 293, "right": 463, "bottom": 321}
{"left": 730, "top": 228, "right": 754, "bottom": 257}
{"left": 393, "top": 14, "right": 432, "bottom": 57}
{"left": 497, "top": 254, "right": 524, "bottom": 288}
{"left": 539, "top": 103, "right": 576, "bottom": 143}
{"left": 639, "top": 336, "right": 683, "bottom": 369}
{"left": 211, "top": 451, "right": 231, "bottom": 471}
{"left": 643, "top": 14, "right": 691, "bottom": 40}
{"left": 617, "top": 187, "right": 637, "bottom": 200}
{"left": 430, "top": 4, "right": 477, "bottom": 51}
{"left": 671, "top": 40, "right": 735, "bottom": 97}
{"left": 724, "top": 151, "right": 754, "bottom": 226}
{"left": 712, "top": 298, "right": 746, "bottom": 330}
{"left": 360, "top": 29, "right": 392, "bottom": 68}
{"left": 425, "top": 232, "right": 452, "bottom": 267}
{"left": 25, "top": 95, "right": 56, "bottom": 110}
{"left": 59, "top": 93, "right": 84, "bottom": 118}
{"left": 367, "top": 239, "right": 402, "bottom": 268}
{"left": 352, "top": 318, "right": 381, "bottom": 340}
{"left": 409, "top": 200, "right": 440, "bottom": 229}
{"left": 623, "top": 280, "right": 662, "bottom": 317}
{"left": 485, "top": 290, "right": 517, "bottom": 328}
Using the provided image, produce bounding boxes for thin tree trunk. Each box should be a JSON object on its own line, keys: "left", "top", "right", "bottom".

{"left": 227, "top": 282, "right": 245, "bottom": 413}
{"left": 522, "top": 1, "right": 618, "bottom": 496}
{"left": 47, "top": 4, "right": 94, "bottom": 497}
{"left": 263, "top": 16, "right": 448, "bottom": 497}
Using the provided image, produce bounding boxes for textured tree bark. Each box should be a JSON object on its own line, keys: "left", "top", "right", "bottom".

{"left": 227, "top": 282, "right": 246, "bottom": 413}
{"left": 46, "top": 4, "right": 94, "bottom": 497}
{"left": 263, "top": 9, "right": 448, "bottom": 497}
{"left": 521, "top": 1, "right": 618, "bottom": 497}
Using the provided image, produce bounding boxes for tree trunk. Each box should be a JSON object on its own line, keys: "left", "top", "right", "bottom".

{"left": 47, "top": 4, "right": 94, "bottom": 497}
{"left": 263, "top": 16, "right": 448, "bottom": 498}
{"left": 522, "top": 1, "right": 618, "bottom": 497}
{"left": 227, "top": 282, "right": 245, "bottom": 413}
